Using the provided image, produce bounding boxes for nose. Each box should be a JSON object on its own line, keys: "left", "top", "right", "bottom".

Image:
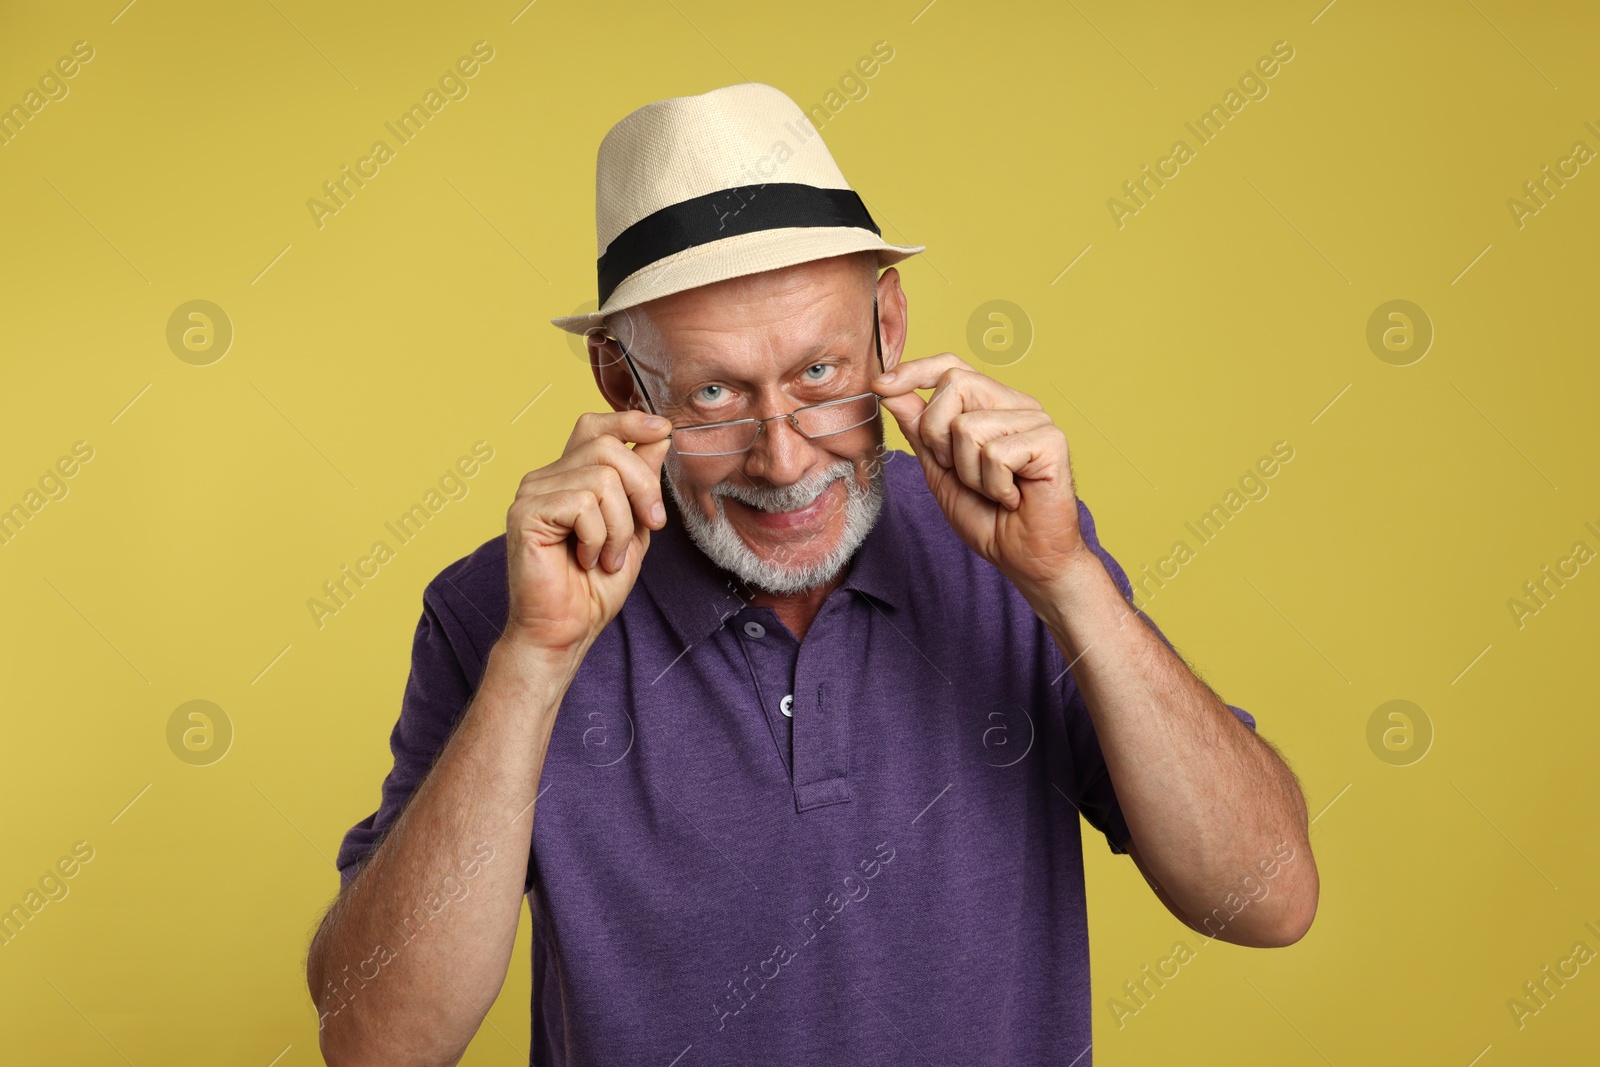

{"left": 739, "top": 408, "right": 816, "bottom": 487}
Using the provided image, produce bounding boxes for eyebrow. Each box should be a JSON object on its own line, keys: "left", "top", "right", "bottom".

{"left": 671, "top": 331, "right": 858, "bottom": 390}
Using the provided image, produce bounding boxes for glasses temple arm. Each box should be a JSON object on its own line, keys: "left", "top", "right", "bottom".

{"left": 873, "top": 296, "right": 885, "bottom": 377}
{"left": 612, "top": 337, "right": 661, "bottom": 418}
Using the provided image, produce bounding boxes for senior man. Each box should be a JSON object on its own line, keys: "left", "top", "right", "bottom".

{"left": 307, "top": 82, "right": 1317, "bottom": 1066}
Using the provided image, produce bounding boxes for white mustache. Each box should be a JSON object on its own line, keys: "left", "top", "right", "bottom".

{"left": 713, "top": 463, "right": 850, "bottom": 514}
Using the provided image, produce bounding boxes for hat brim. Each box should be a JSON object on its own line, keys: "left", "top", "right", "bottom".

{"left": 549, "top": 227, "right": 925, "bottom": 336}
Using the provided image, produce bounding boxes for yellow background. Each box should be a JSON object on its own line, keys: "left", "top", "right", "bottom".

{"left": 2, "top": 0, "right": 1596, "bottom": 1063}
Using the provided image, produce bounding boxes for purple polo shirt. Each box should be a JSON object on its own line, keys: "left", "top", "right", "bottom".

{"left": 336, "top": 447, "right": 1257, "bottom": 1065}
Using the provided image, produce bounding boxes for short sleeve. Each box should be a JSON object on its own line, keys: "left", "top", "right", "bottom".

{"left": 1055, "top": 498, "right": 1258, "bottom": 856}
{"left": 334, "top": 586, "right": 480, "bottom": 891}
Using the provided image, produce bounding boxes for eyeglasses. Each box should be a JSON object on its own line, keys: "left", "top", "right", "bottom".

{"left": 606, "top": 295, "right": 888, "bottom": 457}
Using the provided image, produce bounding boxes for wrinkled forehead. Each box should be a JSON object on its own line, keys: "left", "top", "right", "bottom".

{"left": 610, "top": 289, "right": 869, "bottom": 389}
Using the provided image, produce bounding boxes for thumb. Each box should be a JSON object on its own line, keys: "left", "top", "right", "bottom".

{"left": 634, "top": 436, "right": 672, "bottom": 473}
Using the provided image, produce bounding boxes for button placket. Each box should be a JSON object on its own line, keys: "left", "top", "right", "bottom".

{"left": 791, "top": 615, "right": 854, "bottom": 811}
{"left": 732, "top": 608, "right": 799, "bottom": 778}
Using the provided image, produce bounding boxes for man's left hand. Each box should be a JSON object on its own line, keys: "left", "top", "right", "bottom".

{"left": 873, "top": 353, "right": 1094, "bottom": 602}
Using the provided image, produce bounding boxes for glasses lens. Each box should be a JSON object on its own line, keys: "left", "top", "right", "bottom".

{"left": 793, "top": 394, "right": 880, "bottom": 439}
{"left": 671, "top": 421, "right": 762, "bottom": 456}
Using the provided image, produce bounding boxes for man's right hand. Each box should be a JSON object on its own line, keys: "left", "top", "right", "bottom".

{"left": 313, "top": 414, "right": 674, "bottom": 1065}
{"left": 502, "top": 410, "right": 674, "bottom": 655}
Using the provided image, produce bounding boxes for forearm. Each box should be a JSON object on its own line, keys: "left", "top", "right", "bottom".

{"left": 310, "top": 638, "right": 582, "bottom": 1067}
{"left": 1026, "top": 549, "right": 1315, "bottom": 944}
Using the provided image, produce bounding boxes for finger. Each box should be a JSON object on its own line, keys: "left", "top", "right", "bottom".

{"left": 566, "top": 409, "right": 673, "bottom": 451}
{"left": 569, "top": 492, "right": 608, "bottom": 571}
{"left": 872, "top": 352, "right": 969, "bottom": 396}
{"left": 631, "top": 436, "right": 673, "bottom": 498}
{"left": 916, "top": 369, "right": 985, "bottom": 470}
{"left": 950, "top": 408, "right": 1054, "bottom": 502}
{"left": 877, "top": 389, "right": 929, "bottom": 456}
{"left": 876, "top": 354, "right": 1044, "bottom": 414}
{"left": 583, "top": 464, "right": 636, "bottom": 572}
{"left": 982, "top": 425, "right": 1068, "bottom": 508}
{"left": 568, "top": 434, "right": 670, "bottom": 532}
{"left": 980, "top": 441, "right": 1020, "bottom": 509}
{"left": 529, "top": 488, "right": 606, "bottom": 569}
{"left": 925, "top": 372, "right": 1049, "bottom": 467}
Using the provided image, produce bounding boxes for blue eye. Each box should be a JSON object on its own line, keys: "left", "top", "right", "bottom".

{"left": 805, "top": 364, "right": 830, "bottom": 380}
{"left": 697, "top": 384, "right": 724, "bottom": 402}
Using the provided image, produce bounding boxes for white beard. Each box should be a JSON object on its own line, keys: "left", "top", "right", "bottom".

{"left": 664, "top": 451, "right": 886, "bottom": 596}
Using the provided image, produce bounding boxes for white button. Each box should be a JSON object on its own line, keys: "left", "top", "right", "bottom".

{"left": 743, "top": 621, "right": 766, "bottom": 638}
{"left": 780, "top": 694, "right": 794, "bottom": 717}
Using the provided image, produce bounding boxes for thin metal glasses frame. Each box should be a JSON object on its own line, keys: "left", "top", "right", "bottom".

{"left": 604, "top": 296, "right": 887, "bottom": 457}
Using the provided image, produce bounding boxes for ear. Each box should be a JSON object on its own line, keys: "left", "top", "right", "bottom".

{"left": 875, "top": 267, "right": 909, "bottom": 376}
{"left": 589, "top": 329, "right": 645, "bottom": 414}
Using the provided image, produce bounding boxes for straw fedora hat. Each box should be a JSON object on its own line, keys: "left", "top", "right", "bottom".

{"left": 550, "top": 81, "right": 924, "bottom": 336}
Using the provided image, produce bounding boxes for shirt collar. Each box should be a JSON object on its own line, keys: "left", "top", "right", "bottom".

{"left": 639, "top": 450, "right": 915, "bottom": 649}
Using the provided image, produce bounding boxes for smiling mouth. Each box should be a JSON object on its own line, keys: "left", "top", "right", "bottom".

{"left": 727, "top": 479, "right": 841, "bottom": 530}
